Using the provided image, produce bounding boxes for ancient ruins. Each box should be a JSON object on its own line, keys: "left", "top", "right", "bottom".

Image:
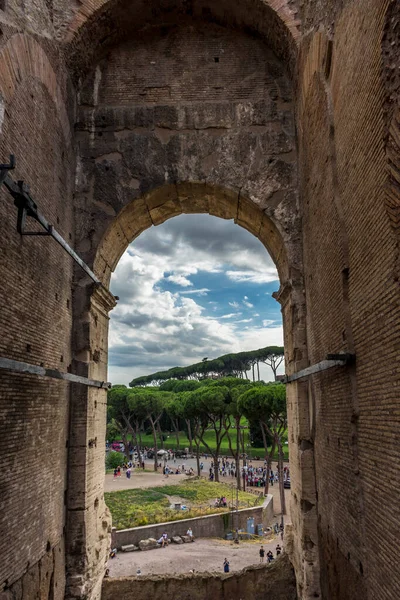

{"left": 0, "top": 0, "right": 399, "bottom": 599}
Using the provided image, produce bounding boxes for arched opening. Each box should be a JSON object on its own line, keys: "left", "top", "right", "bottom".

{"left": 104, "top": 210, "right": 292, "bottom": 576}
{"left": 66, "top": 8, "right": 317, "bottom": 599}
{"left": 107, "top": 211, "right": 285, "bottom": 376}
{"left": 64, "top": 0, "right": 300, "bottom": 78}
{"left": 68, "top": 180, "right": 314, "bottom": 596}
{"left": 94, "top": 184, "right": 291, "bottom": 287}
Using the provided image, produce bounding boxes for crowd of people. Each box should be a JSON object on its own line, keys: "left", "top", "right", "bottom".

{"left": 112, "top": 456, "right": 290, "bottom": 490}
{"left": 207, "top": 458, "right": 290, "bottom": 489}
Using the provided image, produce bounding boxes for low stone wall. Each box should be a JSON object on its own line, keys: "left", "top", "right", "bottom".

{"left": 102, "top": 554, "right": 297, "bottom": 600}
{"left": 112, "top": 495, "right": 273, "bottom": 549}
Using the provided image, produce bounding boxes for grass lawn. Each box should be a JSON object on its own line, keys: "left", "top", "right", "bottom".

{"left": 105, "top": 478, "right": 262, "bottom": 530}
{"left": 135, "top": 430, "right": 289, "bottom": 460}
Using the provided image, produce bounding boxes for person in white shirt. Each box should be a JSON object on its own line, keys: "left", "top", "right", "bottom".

{"left": 187, "top": 527, "right": 195, "bottom": 542}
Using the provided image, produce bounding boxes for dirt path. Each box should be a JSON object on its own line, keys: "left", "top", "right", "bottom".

{"left": 107, "top": 537, "right": 285, "bottom": 578}
{"left": 104, "top": 469, "right": 188, "bottom": 492}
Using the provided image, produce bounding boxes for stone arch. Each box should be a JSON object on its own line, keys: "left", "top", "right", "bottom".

{"left": 64, "top": 0, "right": 300, "bottom": 81}
{"left": 68, "top": 182, "right": 307, "bottom": 598}
{"left": 0, "top": 33, "right": 71, "bottom": 142}
{"left": 67, "top": 13, "right": 307, "bottom": 599}
{"left": 94, "top": 183, "right": 290, "bottom": 288}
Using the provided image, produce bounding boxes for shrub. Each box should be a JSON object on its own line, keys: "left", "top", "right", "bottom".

{"left": 106, "top": 451, "right": 125, "bottom": 470}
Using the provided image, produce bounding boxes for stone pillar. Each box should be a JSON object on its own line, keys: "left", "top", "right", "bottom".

{"left": 65, "top": 283, "right": 116, "bottom": 599}
{"left": 275, "top": 280, "right": 321, "bottom": 600}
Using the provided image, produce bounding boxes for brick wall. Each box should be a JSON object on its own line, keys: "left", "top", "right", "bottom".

{"left": 74, "top": 21, "right": 298, "bottom": 274}
{"left": 0, "top": 27, "right": 74, "bottom": 600}
{"left": 296, "top": 2, "right": 400, "bottom": 599}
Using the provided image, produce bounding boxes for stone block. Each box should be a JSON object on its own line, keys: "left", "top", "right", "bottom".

{"left": 138, "top": 538, "right": 159, "bottom": 551}
{"left": 171, "top": 536, "right": 183, "bottom": 544}
{"left": 181, "top": 535, "right": 191, "bottom": 543}
{"left": 121, "top": 544, "right": 139, "bottom": 552}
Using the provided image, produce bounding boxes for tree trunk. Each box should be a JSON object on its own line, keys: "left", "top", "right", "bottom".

{"left": 150, "top": 418, "right": 158, "bottom": 471}
{"left": 195, "top": 442, "right": 201, "bottom": 476}
{"left": 214, "top": 450, "right": 220, "bottom": 482}
{"left": 257, "top": 361, "right": 260, "bottom": 381}
{"left": 236, "top": 418, "right": 241, "bottom": 491}
{"left": 240, "top": 430, "right": 247, "bottom": 491}
{"left": 272, "top": 363, "right": 278, "bottom": 381}
{"left": 135, "top": 423, "right": 143, "bottom": 466}
{"left": 138, "top": 426, "right": 143, "bottom": 452}
{"left": 122, "top": 432, "right": 130, "bottom": 463}
{"left": 199, "top": 425, "right": 225, "bottom": 483}
{"left": 171, "top": 418, "right": 180, "bottom": 448}
{"left": 225, "top": 424, "right": 241, "bottom": 491}
{"left": 277, "top": 436, "right": 286, "bottom": 515}
{"left": 260, "top": 423, "right": 270, "bottom": 495}
{"left": 157, "top": 421, "right": 164, "bottom": 449}
{"left": 186, "top": 419, "right": 193, "bottom": 453}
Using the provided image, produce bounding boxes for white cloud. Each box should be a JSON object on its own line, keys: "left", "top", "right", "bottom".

{"left": 180, "top": 288, "right": 210, "bottom": 296}
{"left": 227, "top": 270, "right": 279, "bottom": 284}
{"left": 108, "top": 215, "right": 282, "bottom": 385}
{"left": 262, "top": 319, "right": 275, "bottom": 327}
{"left": 243, "top": 300, "right": 254, "bottom": 308}
{"left": 253, "top": 313, "right": 260, "bottom": 317}
{"left": 229, "top": 301, "right": 240, "bottom": 309}
{"left": 165, "top": 274, "right": 193, "bottom": 287}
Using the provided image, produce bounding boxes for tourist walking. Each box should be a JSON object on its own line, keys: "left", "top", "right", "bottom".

{"left": 259, "top": 545, "right": 265, "bottom": 563}
{"left": 223, "top": 558, "right": 230, "bottom": 573}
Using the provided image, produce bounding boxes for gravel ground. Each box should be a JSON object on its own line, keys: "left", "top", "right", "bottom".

{"left": 104, "top": 468, "right": 188, "bottom": 492}
{"left": 107, "top": 537, "right": 284, "bottom": 578}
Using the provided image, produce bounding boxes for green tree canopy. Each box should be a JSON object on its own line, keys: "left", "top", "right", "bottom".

{"left": 129, "top": 346, "right": 284, "bottom": 386}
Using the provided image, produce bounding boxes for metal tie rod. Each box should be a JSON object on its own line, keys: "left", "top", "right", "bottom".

{"left": 0, "top": 155, "right": 104, "bottom": 288}
{"left": 282, "top": 353, "right": 355, "bottom": 384}
{"left": 0, "top": 357, "right": 111, "bottom": 389}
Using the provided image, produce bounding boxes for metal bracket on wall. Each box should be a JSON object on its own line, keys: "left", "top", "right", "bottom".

{"left": 0, "top": 155, "right": 110, "bottom": 290}
{"left": 0, "top": 154, "right": 15, "bottom": 185}
{"left": 282, "top": 353, "right": 355, "bottom": 384}
{"left": 0, "top": 357, "right": 112, "bottom": 389}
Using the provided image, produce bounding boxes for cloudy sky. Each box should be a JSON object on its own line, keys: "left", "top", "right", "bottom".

{"left": 108, "top": 214, "right": 284, "bottom": 385}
